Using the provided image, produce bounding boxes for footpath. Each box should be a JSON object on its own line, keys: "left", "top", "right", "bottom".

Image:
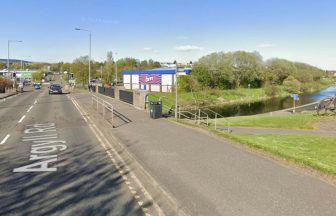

{"left": 73, "top": 92, "right": 336, "bottom": 216}
{"left": 0, "top": 89, "right": 17, "bottom": 100}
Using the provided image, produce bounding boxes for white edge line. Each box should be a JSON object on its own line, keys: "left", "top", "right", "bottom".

{"left": 0, "top": 134, "right": 10, "bottom": 145}
{"left": 18, "top": 115, "right": 26, "bottom": 123}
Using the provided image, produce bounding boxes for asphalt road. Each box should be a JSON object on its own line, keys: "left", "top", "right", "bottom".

{"left": 0, "top": 88, "right": 145, "bottom": 215}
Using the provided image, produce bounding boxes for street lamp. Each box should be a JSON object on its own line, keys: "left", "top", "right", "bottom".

{"left": 7, "top": 40, "right": 23, "bottom": 79}
{"left": 21, "top": 55, "right": 31, "bottom": 70}
{"left": 174, "top": 60, "right": 178, "bottom": 119}
{"left": 75, "top": 28, "right": 91, "bottom": 90}
{"left": 114, "top": 52, "right": 118, "bottom": 85}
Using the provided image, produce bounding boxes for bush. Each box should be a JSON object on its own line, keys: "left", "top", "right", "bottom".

{"left": 283, "top": 76, "right": 301, "bottom": 93}
{"left": 0, "top": 77, "right": 13, "bottom": 93}
{"left": 265, "top": 84, "right": 281, "bottom": 97}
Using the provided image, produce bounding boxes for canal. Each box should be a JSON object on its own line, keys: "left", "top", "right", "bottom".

{"left": 204, "top": 85, "right": 336, "bottom": 117}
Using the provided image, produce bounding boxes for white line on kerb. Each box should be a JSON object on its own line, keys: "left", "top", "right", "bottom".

{"left": 27, "top": 106, "right": 33, "bottom": 113}
{"left": 18, "top": 115, "right": 26, "bottom": 123}
{"left": 0, "top": 134, "right": 10, "bottom": 145}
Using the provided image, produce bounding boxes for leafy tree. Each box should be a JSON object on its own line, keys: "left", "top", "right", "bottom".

{"left": 0, "top": 62, "right": 6, "bottom": 69}
{"left": 283, "top": 76, "right": 301, "bottom": 93}
{"left": 32, "top": 71, "right": 45, "bottom": 82}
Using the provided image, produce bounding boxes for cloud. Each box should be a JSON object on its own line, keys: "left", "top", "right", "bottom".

{"left": 175, "top": 45, "right": 204, "bottom": 52}
{"left": 257, "top": 43, "right": 276, "bottom": 48}
{"left": 143, "top": 47, "right": 153, "bottom": 51}
{"left": 82, "top": 17, "right": 120, "bottom": 24}
{"left": 176, "top": 35, "right": 189, "bottom": 40}
{"left": 143, "top": 47, "right": 159, "bottom": 54}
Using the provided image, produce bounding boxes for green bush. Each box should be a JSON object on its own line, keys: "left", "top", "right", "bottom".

{"left": 264, "top": 84, "right": 281, "bottom": 97}
{"left": 283, "top": 76, "right": 301, "bottom": 93}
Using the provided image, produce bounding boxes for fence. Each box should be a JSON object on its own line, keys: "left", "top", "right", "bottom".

{"left": 104, "top": 88, "right": 115, "bottom": 98}
{"left": 98, "top": 86, "right": 105, "bottom": 94}
{"left": 119, "top": 90, "right": 133, "bottom": 104}
{"left": 91, "top": 94, "right": 114, "bottom": 126}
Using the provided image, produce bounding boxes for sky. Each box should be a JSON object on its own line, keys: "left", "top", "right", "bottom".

{"left": 0, "top": 0, "right": 335, "bottom": 69}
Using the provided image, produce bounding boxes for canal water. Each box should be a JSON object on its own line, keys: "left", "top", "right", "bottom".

{"left": 204, "top": 85, "right": 336, "bottom": 117}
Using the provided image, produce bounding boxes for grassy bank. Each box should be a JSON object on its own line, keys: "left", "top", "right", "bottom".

{"left": 212, "top": 113, "right": 335, "bottom": 130}
{"left": 230, "top": 134, "right": 336, "bottom": 175}
{"left": 150, "top": 79, "right": 334, "bottom": 110}
{"left": 176, "top": 113, "right": 336, "bottom": 176}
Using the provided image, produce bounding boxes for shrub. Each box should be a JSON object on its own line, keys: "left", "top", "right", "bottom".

{"left": 283, "top": 76, "right": 301, "bottom": 93}
{"left": 265, "top": 84, "right": 281, "bottom": 97}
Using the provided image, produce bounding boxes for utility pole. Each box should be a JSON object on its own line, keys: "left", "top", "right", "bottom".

{"left": 114, "top": 52, "right": 118, "bottom": 85}
{"left": 100, "top": 65, "right": 103, "bottom": 81}
{"left": 7, "top": 41, "right": 10, "bottom": 79}
{"left": 175, "top": 60, "right": 178, "bottom": 119}
{"left": 7, "top": 40, "right": 22, "bottom": 86}
{"left": 75, "top": 28, "right": 91, "bottom": 91}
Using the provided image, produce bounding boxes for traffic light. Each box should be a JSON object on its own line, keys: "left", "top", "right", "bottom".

{"left": 13, "top": 72, "right": 16, "bottom": 77}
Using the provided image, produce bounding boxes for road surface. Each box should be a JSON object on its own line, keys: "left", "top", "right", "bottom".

{"left": 0, "top": 87, "right": 150, "bottom": 215}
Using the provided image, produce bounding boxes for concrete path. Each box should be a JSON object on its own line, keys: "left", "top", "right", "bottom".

{"left": 0, "top": 89, "right": 17, "bottom": 100}
{"left": 75, "top": 92, "right": 336, "bottom": 216}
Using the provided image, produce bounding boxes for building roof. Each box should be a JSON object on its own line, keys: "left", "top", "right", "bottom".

{"left": 122, "top": 68, "right": 192, "bottom": 75}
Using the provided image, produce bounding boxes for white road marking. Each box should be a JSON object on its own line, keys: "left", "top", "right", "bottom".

{"left": 18, "top": 115, "right": 26, "bottom": 123}
{"left": 27, "top": 105, "right": 33, "bottom": 113}
{"left": 0, "top": 134, "right": 10, "bottom": 145}
{"left": 34, "top": 100, "right": 37, "bottom": 104}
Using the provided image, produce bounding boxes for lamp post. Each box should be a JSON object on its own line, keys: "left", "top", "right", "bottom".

{"left": 7, "top": 40, "right": 23, "bottom": 79}
{"left": 114, "top": 52, "right": 118, "bottom": 85}
{"left": 174, "top": 60, "right": 178, "bottom": 119}
{"left": 21, "top": 55, "right": 31, "bottom": 71}
{"left": 75, "top": 28, "right": 91, "bottom": 90}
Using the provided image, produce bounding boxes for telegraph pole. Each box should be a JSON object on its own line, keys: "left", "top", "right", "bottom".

{"left": 175, "top": 60, "right": 178, "bottom": 119}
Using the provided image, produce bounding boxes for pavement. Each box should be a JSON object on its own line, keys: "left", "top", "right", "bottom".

{"left": 0, "top": 89, "right": 17, "bottom": 100}
{"left": 73, "top": 92, "right": 336, "bottom": 216}
{"left": 0, "top": 87, "right": 155, "bottom": 215}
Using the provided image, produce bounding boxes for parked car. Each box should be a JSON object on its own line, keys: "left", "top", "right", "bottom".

{"left": 49, "top": 84, "right": 62, "bottom": 94}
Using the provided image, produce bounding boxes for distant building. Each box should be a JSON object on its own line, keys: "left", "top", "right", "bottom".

{"left": 326, "top": 70, "right": 336, "bottom": 77}
{"left": 0, "top": 69, "right": 38, "bottom": 79}
{"left": 122, "top": 68, "right": 192, "bottom": 92}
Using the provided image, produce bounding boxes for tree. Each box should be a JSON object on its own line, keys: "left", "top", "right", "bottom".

{"left": 0, "top": 62, "right": 6, "bottom": 69}
{"left": 283, "top": 76, "right": 301, "bottom": 93}
{"left": 265, "top": 59, "right": 297, "bottom": 84}
{"left": 32, "top": 71, "right": 45, "bottom": 82}
{"left": 103, "top": 51, "right": 114, "bottom": 83}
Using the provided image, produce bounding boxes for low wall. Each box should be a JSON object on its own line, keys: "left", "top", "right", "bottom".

{"left": 96, "top": 86, "right": 147, "bottom": 110}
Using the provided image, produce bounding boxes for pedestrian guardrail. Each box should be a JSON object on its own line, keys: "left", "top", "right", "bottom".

{"left": 203, "top": 108, "right": 230, "bottom": 132}
{"left": 92, "top": 94, "right": 114, "bottom": 126}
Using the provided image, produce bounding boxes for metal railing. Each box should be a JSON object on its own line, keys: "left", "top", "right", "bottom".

{"left": 92, "top": 94, "right": 114, "bottom": 125}
{"left": 203, "top": 108, "right": 230, "bottom": 132}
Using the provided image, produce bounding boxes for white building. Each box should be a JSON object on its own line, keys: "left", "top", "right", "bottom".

{"left": 122, "top": 68, "right": 192, "bottom": 92}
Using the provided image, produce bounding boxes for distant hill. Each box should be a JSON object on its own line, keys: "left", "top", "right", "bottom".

{"left": 0, "top": 59, "right": 31, "bottom": 64}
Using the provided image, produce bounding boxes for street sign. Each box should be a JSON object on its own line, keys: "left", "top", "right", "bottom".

{"left": 291, "top": 94, "right": 299, "bottom": 101}
{"left": 290, "top": 94, "right": 299, "bottom": 113}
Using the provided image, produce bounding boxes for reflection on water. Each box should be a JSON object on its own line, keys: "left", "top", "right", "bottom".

{"left": 205, "top": 86, "right": 336, "bottom": 117}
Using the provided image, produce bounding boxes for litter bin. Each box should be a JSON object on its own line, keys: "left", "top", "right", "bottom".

{"left": 150, "top": 101, "right": 162, "bottom": 119}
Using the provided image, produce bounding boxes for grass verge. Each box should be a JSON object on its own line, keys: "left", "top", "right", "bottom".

{"left": 212, "top": 113, "right": 335, "bottom": 130}
{"left": 175, "top": 118, "right": 336, "bottom": 176}
{"left": 230, "top": 134, "right": 336, "bottom": 175}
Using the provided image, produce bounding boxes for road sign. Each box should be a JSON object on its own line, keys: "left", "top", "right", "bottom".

{"left": 291, "top": 94, "right": 299, "bottom": 101}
